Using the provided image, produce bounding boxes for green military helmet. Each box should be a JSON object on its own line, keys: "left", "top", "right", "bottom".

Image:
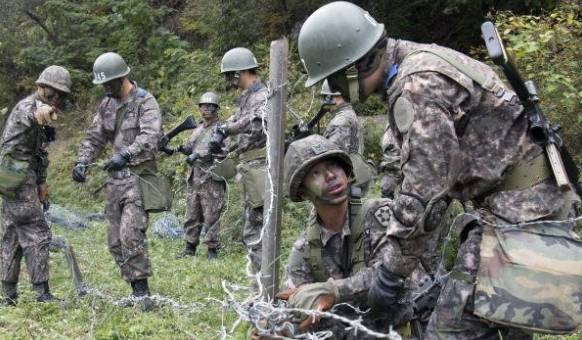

{"left": 220, "top": 47, "right": 258, "bottom": 73}
{"left": 320, "top": 79, "right": 340, "bottom": 96}
{"left": 198, "top": 91, "right": 220, "bottom": 107}
{"left": 92, "top": 52, "right": 131, "bottom": 85}
{"left": 298, "top": 1, "right": 385, "bottom": 87}
{"left": 35, "top": 65, "right": 72, "bottom": 94}
{"left": 284, "top": 134, "right": 353, "bottom": 202}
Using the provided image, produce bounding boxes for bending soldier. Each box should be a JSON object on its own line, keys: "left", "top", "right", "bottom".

{"left": 273, "top": 134, "right": 411, "bottom": 338}
{"left": 208, "top": 47, "right": 270, "bottom": 278}
{"left": 298, "top": 2, "right": 581, "bottom": 339}
{"left": 0, "top": 65, "right": 71, "bottom": 304}
{"left": 173, "top": 92, "right": 225, "bottom": 260}
{"left": 72, "top": 52, "right": 162, "bottom": 302}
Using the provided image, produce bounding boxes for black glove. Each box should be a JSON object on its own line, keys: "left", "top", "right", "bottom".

{"left": 72, "top": 163, "right": 88, "bottom": 183}
{"left": 368, "top": 264, "right": 405, "bottom": 312}
{"left": 103, "top": 151, "right": 130, "bottom": 171}
{"left": 176, "top": 145, "right": 190, "bottom": 155}
{"left": 158, "top": 135, "right": 170, "bottom": 149}
{"left": 208, "top": 124, "right": 228, "bottom": 154}
{"left": 44, "top": 126, "right": 56, "bottom": 142}
{"left": 186, "top": 152, "right": 199, "bottom": 165}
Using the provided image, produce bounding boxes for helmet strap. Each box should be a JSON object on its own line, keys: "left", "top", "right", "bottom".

{"left": 345, "top": 65, "right": 359, "bottom": 103}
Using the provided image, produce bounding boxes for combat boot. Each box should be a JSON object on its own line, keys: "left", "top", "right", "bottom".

{"left": 130, "top": 279, "right": 154, "bottom": 311}
{"left": 207, "top": 248, "right": 218, "bottom": 261}
{"left": 33, "top": 281, "right": 58, "bottom": 302}
{"left": 176, "top": 242, "right": 197, "bottom": 259}
{"left": 1, "top": 281, "right": 18, "bottom": 306}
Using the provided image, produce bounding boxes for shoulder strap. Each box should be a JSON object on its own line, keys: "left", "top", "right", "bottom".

{"left": 302, "top": 220, "right": 328, "bottom": 282}
{"left": 403, "top": 48, "right": 514, "bottom": 102}
{"left": 347, "top": 198, "right": 374, "bottom": 273}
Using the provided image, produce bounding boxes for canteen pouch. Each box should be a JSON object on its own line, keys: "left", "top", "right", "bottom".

{"left": 138, "top": 169, "right": 172, "bottom": 213}
{"left": 238, "top": 162, "right": 266, "bottom": 209}
{"left": 474, "top": 222, "right": 582, "bottom": 334}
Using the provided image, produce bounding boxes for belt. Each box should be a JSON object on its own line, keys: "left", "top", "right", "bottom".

{"left": 238, "top": 147, "right": 265, "bottom": 162}
{"left": 497, "top": 153, "right": 553, "bottom": 192}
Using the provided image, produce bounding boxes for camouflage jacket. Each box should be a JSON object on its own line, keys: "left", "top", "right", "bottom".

{"left": 285, "top": 198, "right": 397, "bottom": 305}
{"left": 0, "top": 94, "right": 49, "bottom": 183}
{"left": 182, "top": 118, "right": 222, "bottom": 183}
{"left": 323, "top": 103, "right": 363, "bottom": 155}
{"left": 378, "top": 38, "right": 567, "bottom": 276}
{"left": 379, "top": 122, "right": 402, "bottom": 193}
{"left": 224, "top": 79, "right": 268, "bottom": 154}
{"left": 76, "top": 82, "right": 162, "bottom": 167}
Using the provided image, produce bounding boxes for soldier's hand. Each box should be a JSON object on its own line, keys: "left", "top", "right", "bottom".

{"left": 367, "top": 264, "right": 405, "bottom": 312}
{"left": 103, "top": 151, "right": 130, "bottom": 171}
{"left": 38, "top": 182, "right": 49, "bottom": 204}
{"left": 72, "top": 163, "right": 87, "bottom": 183}
{"left": 186, "top": 152, "right": 199, "bottom": 165}
{"left": 276, "top": 282, "right": 337, "bottom": 331}
{"left": 158, "top": 135, "right": 170, "bottom": 149}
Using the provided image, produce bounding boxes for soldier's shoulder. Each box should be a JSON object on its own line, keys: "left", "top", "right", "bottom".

{"left": 291, "top": 232, "right": 309, "bottom": 253}
{"left": 360, "top": 198, "right": 392, "bottom": 230}
{"left": 9, "top": 95, "right": 36, "bottom": 123}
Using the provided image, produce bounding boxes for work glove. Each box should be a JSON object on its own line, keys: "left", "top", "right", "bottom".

{"left": 34, "top": 103, "right": 58, "bottom": 125}
{"left": 367, "top": 264, "right": 405, "bottom": 312}
{"left": 186, "top": 152, "right": 199, "bottom": 166}
{"left": 103, "top": 151, "right": 130, "bottom": 171}
{"left": 38, "top": 182, "right": 49, "bottom": 211}
{"left": 208, "top": 124, "right": 228, "bottom": 154}
{"left": 276, "top": 280, "right": 338, "bottom": 331}
{"left": 72, "top": 163, "right": 88, "bottom": 183}
{"left": 44, "top": 126, "right": 56, "bottom": 142}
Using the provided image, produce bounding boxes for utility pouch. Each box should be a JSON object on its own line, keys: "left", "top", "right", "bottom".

{"left": 211, "top": 156, "right": 237, "bottom": 180}
{"left": 0, "top": 156, "right": 30, "bottom": 197}
{"left": 238, "top": 161, "right": 266, "bottom": 209}
{"left": 136, "top": 166, "right": 172, "bottom": 213}
{"left": 474, "top": 222, "right": 582, "bottom": 334}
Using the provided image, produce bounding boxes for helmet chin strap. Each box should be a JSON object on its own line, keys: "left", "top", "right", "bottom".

{"left": 345, "top": 65, "right": 360, "bottom": 103}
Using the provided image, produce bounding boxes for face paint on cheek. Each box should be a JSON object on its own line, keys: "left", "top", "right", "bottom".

{"left": 304, "top": 176, "right": 325, "bottom": 198}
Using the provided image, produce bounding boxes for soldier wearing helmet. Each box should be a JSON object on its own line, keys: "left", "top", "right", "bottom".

{"left": 72, "top": 52, "right": 162, "bottom": 303}
{"left": 208, "top": 47, "right": 270, "bottom": 279}
{"left": 268, "top": 134, "right": 411, "bottom": 338}
{"left": 171, "top": 92, "right": 225, "bottom": 260}
{"left": 299, "top": 2, "right": 580, "bottom": 339}
{"left": 0, "top": 65, "right": 71, "bottom": 304}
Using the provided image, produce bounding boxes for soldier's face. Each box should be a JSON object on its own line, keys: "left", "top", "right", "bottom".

{"left": 102, "top": 78, "right": 123, "bottom": 98}
{"left": 38, "top": 85, "right": 66, "bottom": 108}
{"left": 199, "top": 104, "right": 218, "bottom": 120}
{"left": 224, "top": 72, "right": 240, "bottom": 90}
{"left": 302, "top": 159, "right": 349, "bottom": 205}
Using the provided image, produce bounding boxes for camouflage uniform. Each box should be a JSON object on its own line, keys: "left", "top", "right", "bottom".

{"left": 285, "top": 200, "right": 417, "bottom": 339}
{"left": 224, "top": 79, "right": 268, "bottom": 274}
{"left": 76, "top": 83, "right": 161, "bottom": 282}
{"left": 322, "top": 103, "right": 363, "bottom": 155}
{"left": 0, "top": 94, "right": 50, "bottom": 286}
{"left": 379, "top": 123, "right": 401, "bottom": 198}
{"left": 182, "top": 120, "right": 225, "bottom": 250}
{"left": 377, "top": 38, "right": 575, "bottom": 339}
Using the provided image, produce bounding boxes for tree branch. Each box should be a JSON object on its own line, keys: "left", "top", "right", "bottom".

{"left": 24, "top": 10, "right": 59, "bottom": 44}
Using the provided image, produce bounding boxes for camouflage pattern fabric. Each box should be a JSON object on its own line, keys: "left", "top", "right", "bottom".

{"left": 0, "top": 173, "right": 51, "bottom": 284}
{"left": 76, "top": 82, "right": 161, "bottom": 166}
{"left": 104, "top": 174, "right": 151, "bottom": 282}
{"left": 379, "top": 123, "right": 401, "bottom": 197}
{"left": 323, "top": 103, "right": 363, "bottom": 155}
{"left": 224, "top": 79, "right": 268, "bottom": 154}
{"left": 76, "top": 82, "right": 161, "bottom": 282}
{"left": 183, "top": 120, "right": 225, "bottom": 249}
{"left": 223, "top": 79, "right": 269, "bottom": 275}
{"left": 0, "top": 94, "right": 49, "bottom": 183}
{"left": 377, "top": 38, "right": 573, "bottom": 336}
{"left": 284, "top": 199, "right": 415, "bottom": 337}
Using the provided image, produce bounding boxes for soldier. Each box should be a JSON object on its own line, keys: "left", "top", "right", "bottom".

{"left": 319, "top": 79, "right": 363, "bottom": 155}
{"left": 0, "top": 65, "right": 71, "bottom": 304}
{"left": 270, "top": 134, "right": 409, "bottom": 339}
{"left": 172, "top": 92, "right": 225, "bottom": 260}
{"left": 298, "top": 2, "right": 581, "bottom": 339}
{"left": 71, "top": 52, "right": 162, "bottom": 300}
{"left": 208, "top": 47, "right": 269, "bottom": 277}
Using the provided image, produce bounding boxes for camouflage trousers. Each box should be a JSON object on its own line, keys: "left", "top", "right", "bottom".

{"left": 104, "top": 174, "right": 151, "bottom": 282}
{"left": 425, "top": 224, "right": 532, "bottom": 340}
{"left": 184, "top": 176, "right": 225, "bottom": 249}
{"left": 0, "top": 174, "right": 51, "bottom": 285}
{"left": 244, "top": 206, "right": 263, "bottom": 275}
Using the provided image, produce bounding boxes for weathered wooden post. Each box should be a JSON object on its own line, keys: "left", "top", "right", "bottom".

{"left": 261, "top": 38, "right": 288, "bottom": 300}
